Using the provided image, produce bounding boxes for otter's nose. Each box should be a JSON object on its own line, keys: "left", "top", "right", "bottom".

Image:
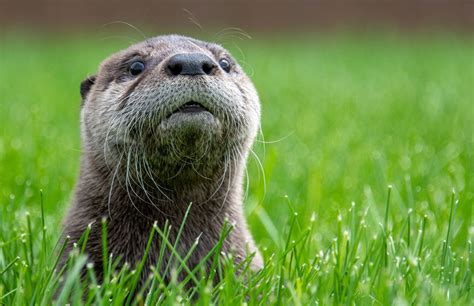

{"left": 166, "top": 53, "right": 217, "bottom": 76}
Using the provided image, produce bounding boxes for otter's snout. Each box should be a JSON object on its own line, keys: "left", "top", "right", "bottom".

{"left": 166, "top": 53, "right": 217, "bottom": 76}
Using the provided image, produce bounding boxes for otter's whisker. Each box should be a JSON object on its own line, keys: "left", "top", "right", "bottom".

{"left": 250, "top": 148, "right": 266, "bottom": 201}
{"left": 107, "top": 151, "right": 124, "bottom": 220}
{"left": 124, "top": 144, "right": 149, "bottom": 219}
{"left": 101, "top": 21, "right": 148, "bottom": 41}
{"left": 210, "top": 151, "right": 235, "bottom": 223}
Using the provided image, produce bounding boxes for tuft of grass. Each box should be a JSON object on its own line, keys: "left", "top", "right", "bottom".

{"left": 0, "top": 188, "right": 471, "bottom": 304}
{"left": 0, "top": 31, "right": 473, "bottom": 304}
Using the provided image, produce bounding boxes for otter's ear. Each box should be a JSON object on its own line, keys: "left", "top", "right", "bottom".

{"left": 80, "top": 75, "right": 96, "bottom": 103}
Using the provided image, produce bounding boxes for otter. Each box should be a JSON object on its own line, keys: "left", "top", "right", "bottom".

{"left": 61, "top": 35, "right": 263, "bottom": 284}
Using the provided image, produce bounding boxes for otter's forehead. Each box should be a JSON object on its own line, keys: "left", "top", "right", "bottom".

{"left": 106, "top": 35, "right": 226, "bottom": 65}
{"left": 144, "top": 35, "right": 223, "bottom": 56}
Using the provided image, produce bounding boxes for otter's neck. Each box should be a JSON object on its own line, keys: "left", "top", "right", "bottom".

{"left": 72, "top": 154, "right": 246, "bottom": 229}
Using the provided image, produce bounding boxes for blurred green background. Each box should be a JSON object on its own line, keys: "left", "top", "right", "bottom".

{"left": 1, "top": 30, "right": 473, "bottom": 249}
{"left": 0, "top": 0, "right": 473, "bottom": 250}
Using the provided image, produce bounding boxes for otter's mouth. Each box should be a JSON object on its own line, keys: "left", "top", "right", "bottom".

{"left": 167, "top": 101, "right": 210, "bottom": 118}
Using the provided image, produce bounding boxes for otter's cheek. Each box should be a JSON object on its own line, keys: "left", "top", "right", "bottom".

{"left": 247, "top": 110, "right": 260, "bottom": 139}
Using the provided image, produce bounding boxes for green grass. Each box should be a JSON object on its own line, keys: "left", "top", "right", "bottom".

{"left": 0, "top": 31, "right": 473, "bottom": 304}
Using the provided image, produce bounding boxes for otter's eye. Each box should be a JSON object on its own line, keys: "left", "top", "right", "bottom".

{"left": 219, "top": 58, "right": 231, "bottom": 73}
{"left": 129, "top": 61, "right": 145, "bottom": 76}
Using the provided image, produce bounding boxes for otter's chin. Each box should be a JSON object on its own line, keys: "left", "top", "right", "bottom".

{"left": 156, "top": 111, "right": 223, "bottom": 161}
{"left": 160, "top": 111, "right": 221, "bottom": 133}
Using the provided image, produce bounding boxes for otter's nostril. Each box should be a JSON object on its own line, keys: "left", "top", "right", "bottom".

{"left": 167, "top": 62, "right": 183, "bottom": 76}
{"left": 202, "top": 62, "right": 214, "bottom": 75}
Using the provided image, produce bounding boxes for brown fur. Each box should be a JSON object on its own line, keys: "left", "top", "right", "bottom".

{"left": 61, "top": 35, "right": 262, "bottom": 283}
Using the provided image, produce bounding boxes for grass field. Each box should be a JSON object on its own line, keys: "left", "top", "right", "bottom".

{"left": 0, "top": 31, "right": 473, "bottom": 304}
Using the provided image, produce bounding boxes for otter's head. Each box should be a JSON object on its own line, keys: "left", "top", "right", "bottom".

{"left": 80, "top": 35, "right": 260, "bottom": 186}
